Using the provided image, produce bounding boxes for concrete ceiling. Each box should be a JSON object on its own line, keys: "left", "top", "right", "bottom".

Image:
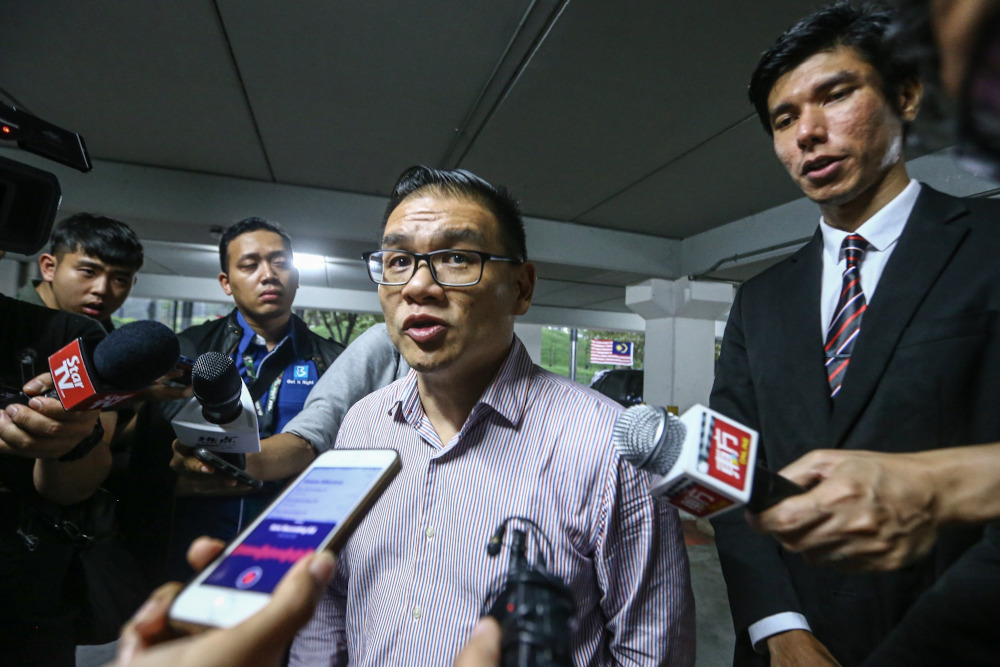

{"left": 3, "top": 1, "right": 992, "bottom": 326}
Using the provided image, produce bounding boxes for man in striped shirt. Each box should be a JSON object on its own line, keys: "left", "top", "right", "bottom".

{"left": 288, "top": 166, "right": 695, "bottom": 666}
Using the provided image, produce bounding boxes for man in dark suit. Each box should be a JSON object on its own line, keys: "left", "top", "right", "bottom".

{"left": 710, "top": 3, "right": 1000, "bottom": 666}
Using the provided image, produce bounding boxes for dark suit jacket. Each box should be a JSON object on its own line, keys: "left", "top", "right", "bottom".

{"left": 861, "top": 524, "right": 1000, "bottom": 666}
{"left": 710, "top": 186, "right": 1000, "bottom": 666}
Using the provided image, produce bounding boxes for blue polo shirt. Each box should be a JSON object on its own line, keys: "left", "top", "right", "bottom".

{"left": 233, "top": 310, "right": 319, "bottom": 436}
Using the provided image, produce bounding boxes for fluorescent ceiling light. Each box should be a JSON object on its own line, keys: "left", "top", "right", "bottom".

{"left": 294, "top": 253, "right": 326, "bottom": 270}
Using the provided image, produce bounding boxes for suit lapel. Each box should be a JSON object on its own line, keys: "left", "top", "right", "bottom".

{"left": 778, "top": 230, "right": 832, "bottom": 437}
{"left": 827, "top": 187, "right": 971, "bottom": 446}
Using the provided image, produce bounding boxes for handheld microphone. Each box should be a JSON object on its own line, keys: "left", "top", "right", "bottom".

{"left": 191, "top": 352, "right": 243, "bottom": 424}
{"left": 46, "top": 320, "right": 180, "bottom": 410}
{"left": 613, "top": 403, "right": 805, "bottom": 518}
{"left": 171, "top": 351, "right": 261, "bottom": 455}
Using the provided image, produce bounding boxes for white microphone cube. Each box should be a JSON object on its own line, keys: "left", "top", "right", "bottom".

{"left": 647, "top": 405, "right": 759, "bottom": 518}
{"left": 171, "top": 381, "right": 261, "bottom": 454}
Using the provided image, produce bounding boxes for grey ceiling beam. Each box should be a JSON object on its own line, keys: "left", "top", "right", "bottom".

{"left": 440, "top": 0, "right": 572, "bottom": 167}
{"left": 1, "top": 147, "right": 680, "bottom": 279}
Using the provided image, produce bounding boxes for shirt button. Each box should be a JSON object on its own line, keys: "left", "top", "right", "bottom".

{"left": 425, "top": 526, "right": 435, "bottom": 538}
{"left": 412, "top": 606, "right": 422, "bottom": 620}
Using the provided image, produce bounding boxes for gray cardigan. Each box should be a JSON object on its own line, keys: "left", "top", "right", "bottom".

{"left": 283, "top": 323, "right": 410, "bottom": 452}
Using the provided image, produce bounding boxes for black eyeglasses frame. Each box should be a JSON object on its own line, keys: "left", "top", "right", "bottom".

{"left": 361, "top": 248, "right": 522, "bottom": 287}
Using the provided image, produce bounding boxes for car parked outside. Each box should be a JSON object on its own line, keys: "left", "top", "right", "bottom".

{"left": 589, "top": 368, "right": 644, "bottom": 407}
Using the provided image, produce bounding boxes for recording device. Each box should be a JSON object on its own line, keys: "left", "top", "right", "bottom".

{"left": 171, "top": 352, "right": 261, "bottom": 457}
{"left": 613, "top": 403, "right": 805, "bottom": 518}
{"left": 194, "top": 448, "right": 263, "bottom": 490}
{"left": 1, "top": 320, "right": 180, "bottom": 410}
{"left": 0, "top": 102, "right": 91, "bottom": 255}
{"left": 486, "top": 517, "right": 575, "bottom": 667}
{"left": 170, "top": 449, "right": 401, "bottom": 628}
{"left": 166, "top": 355, "right": 195, "bottom": 387}
{"left": 0, "top": 101, "right": 92, "bottom": 173}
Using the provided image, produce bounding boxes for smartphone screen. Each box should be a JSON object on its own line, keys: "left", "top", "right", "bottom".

{"left": 167, "top": 355, "right": 195, "bottom": 387}
{"left": 203, "top": 465, "right": 385, "bottom": 594}
{"left": 170, "top": 449, "right": 400, "bottom": 627}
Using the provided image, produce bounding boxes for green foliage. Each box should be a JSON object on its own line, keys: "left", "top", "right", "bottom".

{"left": 302, "top": 311, "right": 384, "bottom": 345}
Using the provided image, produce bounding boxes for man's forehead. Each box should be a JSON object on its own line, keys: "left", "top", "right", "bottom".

{"left": 233, "top": 246, "right": 290, "bottom": 259}
{"left": 61, "top": 250, "right": 136, "bottom": 275}
{"left": 228, "top": 231, "right": 290, "bottom": 255}
{"left": 383, "top": 193, "right": 497, "bottom": 241}
{"left": 768, "top": 46, "right": 874, "bottom": 104}
{"left": 391, "top": 191, "right": 491, "bottom": 217}
{"left": 382, "top": 226, "right": 488, "bottom": 248}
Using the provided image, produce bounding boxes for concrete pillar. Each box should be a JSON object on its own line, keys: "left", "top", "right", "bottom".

{"left": 0, "top": 258, "right": 19, "bottom": 295}
{"left": 514, "top": 322, "right": 543, "bottom": 365}
{"left": 626, "top": 278, "right": 734, "bottom": 412}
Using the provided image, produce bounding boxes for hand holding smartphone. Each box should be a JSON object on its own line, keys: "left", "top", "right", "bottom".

{"left": 170, "top": 449, "right": 401, "bottom": 628}
{"left": 167, "top": 355, "right": 195, "bottom": 387}
{"left": 193, "top": 448, "right": 263, "bottom": 490}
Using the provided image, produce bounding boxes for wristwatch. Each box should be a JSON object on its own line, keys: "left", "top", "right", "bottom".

{"left": 58, "top": 416, "right": 105, "bottom": 462}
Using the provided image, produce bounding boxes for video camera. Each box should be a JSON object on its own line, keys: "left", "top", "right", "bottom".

{"left": 0, "top": 100, "right": 91, "bottom": 253}
{"left": 485, "top": 517, "right": 576, "bottom": 667}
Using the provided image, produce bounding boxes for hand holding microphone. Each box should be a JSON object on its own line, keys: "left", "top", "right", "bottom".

{"left": 171, "top": 352, "right": 262, "bottom": 489}
{"left": 47, "top": 319, "right": 181, "bottom": 410}
{"left": 613, "top": 403, "right": 805, "bottom": 518}
{"left": 0, "top": 320, "right": 180, "bottom": 460}
{"left": 0, "top": 372, "right": 104, "bottom": 459}
{"left": 746, "top": 448, "right": 950, "bottom": 572}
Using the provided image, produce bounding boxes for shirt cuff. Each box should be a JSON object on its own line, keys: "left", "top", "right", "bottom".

{"left": 748, "top": 612, "right": 812, "bottom": 654}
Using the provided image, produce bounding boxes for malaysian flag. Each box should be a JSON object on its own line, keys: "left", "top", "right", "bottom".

{"left": 590, "top": 339, "right": 633, "bottom": 365}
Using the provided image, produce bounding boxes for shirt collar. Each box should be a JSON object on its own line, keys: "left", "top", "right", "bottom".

{"left": 821, "top": 179, "right": 921, "bottom": 261}
{"left": 394, "top": 336, "right": 533, "bottom": 431}
{"left": 235, "top": 309, "right": 294, "bottom": 358}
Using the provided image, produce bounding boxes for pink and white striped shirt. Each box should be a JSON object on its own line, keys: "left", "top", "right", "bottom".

{"left": 288, "top": 337, "right": 695, "bottom": 666}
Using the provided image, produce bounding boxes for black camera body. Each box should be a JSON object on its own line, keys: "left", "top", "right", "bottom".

{"left": 0, "top": 101, "right": 91, "bottom": 255}
{"left": 487, "top": 526, "right": 576, "bottom": 667}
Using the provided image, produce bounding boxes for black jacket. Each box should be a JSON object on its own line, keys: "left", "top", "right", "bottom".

{"left": 0, "top": 296, "right": 108, "bottom": 651}
{"left": 177, "top": 309, "right": 343, "bottom": 383}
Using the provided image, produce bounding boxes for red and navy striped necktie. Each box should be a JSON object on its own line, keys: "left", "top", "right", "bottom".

{"left": 825, "top": 234, "right": 869, "bottom": 397}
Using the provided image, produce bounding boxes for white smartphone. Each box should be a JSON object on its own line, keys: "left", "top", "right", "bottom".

{"left": 169, "top": 448, "right": 401, "bottom": 628}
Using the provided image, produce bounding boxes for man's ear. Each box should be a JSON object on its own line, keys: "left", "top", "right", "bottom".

{"left": 512, "top": 261, "right": 536, "bottom": 316}
{"left": 898, "top": 77, "right": 923, "bottom": 123}
{"left": 218, "top": 272, "right": 233, "bottom": 296}
{"left": 38, "top": 253, "right": 58, "bottom": 281}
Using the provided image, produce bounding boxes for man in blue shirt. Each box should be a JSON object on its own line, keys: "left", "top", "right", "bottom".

{"left": 126, "top": 218, "right": 342, "bottom": 581}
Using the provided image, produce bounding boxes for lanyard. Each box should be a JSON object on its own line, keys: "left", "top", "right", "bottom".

{"left": 241, "top": 349, "right": 284, "bottom": 433}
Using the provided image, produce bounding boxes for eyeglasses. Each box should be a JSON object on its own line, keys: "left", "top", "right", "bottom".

{"left": 362, "top": 248, "right": 521, "bottom": 287}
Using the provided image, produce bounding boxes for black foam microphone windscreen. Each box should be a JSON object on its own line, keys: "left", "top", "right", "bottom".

{"left": 92, "top": 320, "right": 180, "bottom": 389}
{"left": 191, "top": 351, "right": 243, "bottom": 424}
